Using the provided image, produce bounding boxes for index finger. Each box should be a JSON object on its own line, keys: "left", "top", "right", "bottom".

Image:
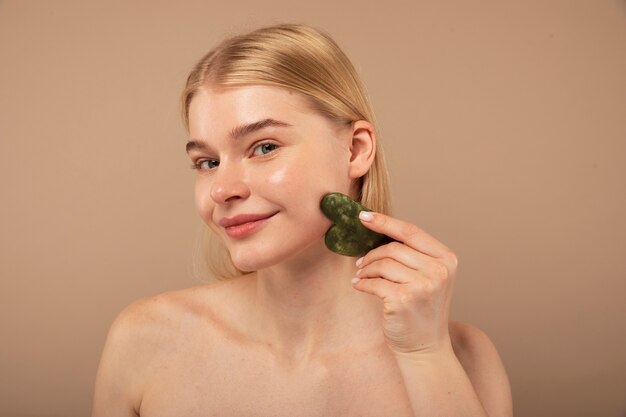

{"left": 358, "top": 211, "right": 451, "bottom": 258}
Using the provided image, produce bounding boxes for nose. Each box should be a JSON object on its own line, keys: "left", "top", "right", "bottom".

{"left": 209, "top": 162, "right": 251, "bottom": 204}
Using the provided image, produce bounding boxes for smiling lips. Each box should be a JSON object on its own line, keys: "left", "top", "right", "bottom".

{"left": 219, "top": 212, "right": 279, "bottom": 238}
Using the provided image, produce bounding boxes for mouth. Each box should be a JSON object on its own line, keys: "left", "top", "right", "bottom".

{"left": 220, "top": 211, "right": 279, "bottom": 238}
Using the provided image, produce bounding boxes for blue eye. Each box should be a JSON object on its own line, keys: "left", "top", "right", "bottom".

{"left": 191, "top": 159, "right": 219, "bottom": 170}
{"left": 252, "top": 142, "right": 278, "bottom": 156}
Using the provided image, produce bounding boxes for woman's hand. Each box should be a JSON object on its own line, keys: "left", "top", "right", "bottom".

{"left": 352, "top": 211, "right": 458, "bottom": 357}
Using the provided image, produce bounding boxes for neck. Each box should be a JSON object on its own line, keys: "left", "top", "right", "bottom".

{"left": 245, "top": 241, "right": 382, "bottom": 365}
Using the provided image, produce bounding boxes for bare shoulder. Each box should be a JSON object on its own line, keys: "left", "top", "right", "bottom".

{"left": 113, "top": 281, "right": 227, "bottom": 329}
{"left": 106, "top": 283, "right": 220, "bottom": 347}
{"left": 106, "top": 276, "right": 248, "bottom": 342}
{"left": 99, "top": 278, "right": 246, "bottom": 360}
{"left": 92, "top": 279, "right": 246, "bottom": 417}
{"left": 448, "top": 320, "right": 505, "bottom": 371}
{"left": 449, "top": 320, "right": 514, "bottom": 417}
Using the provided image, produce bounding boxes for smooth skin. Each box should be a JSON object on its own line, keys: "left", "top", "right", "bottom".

{"left": 92, "top": 84, "right": 512, "bottom": 417}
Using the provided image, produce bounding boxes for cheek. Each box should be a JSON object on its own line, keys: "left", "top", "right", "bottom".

{"left": 194, "top": 180, "right": 215, "bottom": 225}
{"left": 264, "top": 156, "right": 344, "bottom": 225}
{"left": 265, "top": 165, "right": 310, "bottom": 214}
{"left": 264, "top": 159, "right": 330, "bottom": 204}
{"left": 266, "top": 165, "right": 289, "bottom": 185}
{"left": 269, "top": 149, "right": 345, "bottom": 188}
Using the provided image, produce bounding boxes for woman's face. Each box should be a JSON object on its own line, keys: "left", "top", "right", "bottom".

{"left": 186, "top": 84, "right": 355, "bottom": 271}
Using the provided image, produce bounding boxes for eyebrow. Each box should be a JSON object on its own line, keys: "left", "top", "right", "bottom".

{"left": 185, "top": 118, "right": 292, "bottom": 153}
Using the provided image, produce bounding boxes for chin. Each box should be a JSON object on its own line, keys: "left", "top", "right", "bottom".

{"left": 229, "top": 249, "right": 284, "bottom": 272}
{"left": 228, "top": 233, "right": 329, "bottom": 273}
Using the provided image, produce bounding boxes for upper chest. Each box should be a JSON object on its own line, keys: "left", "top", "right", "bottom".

{"left": 138, "top": 331, "right": 414, "bottom": 417}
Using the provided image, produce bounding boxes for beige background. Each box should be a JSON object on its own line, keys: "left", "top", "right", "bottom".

{"left": 1, "top": 1, "right": 625, "bottom": 416}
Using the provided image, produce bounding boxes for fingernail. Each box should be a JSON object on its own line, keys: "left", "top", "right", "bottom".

{"left": 351, "top": 277, "right": 360, "bottom": 285}
{"left": 355, "top": 257, "right": 364, "bottom": 267}
{"left": 356, "top": 268, "right": 362, "bottom": 276}
{"left": 359, "top": 211, "right": 373, "bottom": 222}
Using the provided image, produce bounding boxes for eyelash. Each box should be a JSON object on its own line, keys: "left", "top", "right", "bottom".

{"left": 190, "top": 141, "right": 279, "bottom": 171}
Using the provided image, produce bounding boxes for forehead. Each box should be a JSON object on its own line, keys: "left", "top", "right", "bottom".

{"left": 188, "top": 84, "right": 315, "bottom": 137}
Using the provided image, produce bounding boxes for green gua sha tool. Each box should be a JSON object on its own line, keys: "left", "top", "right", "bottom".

{"left": 320, "top": 192, "right": 394, "bottom": 257}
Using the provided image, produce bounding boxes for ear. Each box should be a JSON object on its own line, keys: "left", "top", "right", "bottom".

{"left": 348, "top": 120, "right": 376, "bottom": 179}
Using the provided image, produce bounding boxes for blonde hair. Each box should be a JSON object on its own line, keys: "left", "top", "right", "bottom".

{"left": 181, "top": 23, "right": 392, "bottom": 280}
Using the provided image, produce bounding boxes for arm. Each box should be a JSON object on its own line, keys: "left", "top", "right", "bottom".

{"left": 353, "top": 211, "right": 512, "bottom": 417}
{"left": 449, "top": 321, "right": 513, "bottom": 417}
{"left": 91, "top": 302, "right": 150, "bottom": 417}
{"left": 395, "top": 346, "right": 486, "bottom": 417}
{"left": 394, "top": 322, "right": 512, "bottom": 417}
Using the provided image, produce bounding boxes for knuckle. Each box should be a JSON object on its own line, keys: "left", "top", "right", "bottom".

{"left": 445, "top": 250, "right": 459, "bottom": 269}
{"left": 414, "top": 279, "right": 438, "bottom": 300}
{"left": 387, "top": 241, "right": 404, "bottom": 252}
{"left": 431, "top": 267, "right": 451, "bottom": 292}
{"left": 363, "top": 260, "right": 379, "bottom": 275}
{"left": 434, "top": 262, "right": 449, "bottom": 278}
{"left": 380, "top": 258, "right": 394, "bottom": 269}
{"left": 369, "top": 259, "right": 389, "bottom": 277}
{"left": 399, "top": 282, "right": 431, "bottom": 304}
{"left": 401, "top": 223, "right": 420, "bottom": 239}
{"left": 397, "top": 288, "right": 416, "bottom": 305}
{"left": 422, "top": 280, "right": 437, "bottom": 296}
{"left": 430, "top": 276, "right": 446, "bottom": 294}
{"left": 450, "top": 255, "right": 459, "bottom": 269}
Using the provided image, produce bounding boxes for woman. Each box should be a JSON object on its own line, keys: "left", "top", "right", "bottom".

{"left": 92, "top": 24, "right": 512, "bottom": 417}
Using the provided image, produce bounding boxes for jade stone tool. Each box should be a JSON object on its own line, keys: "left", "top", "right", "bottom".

{"left": 320, "top": 192, "right": 394, "bottom": 257}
